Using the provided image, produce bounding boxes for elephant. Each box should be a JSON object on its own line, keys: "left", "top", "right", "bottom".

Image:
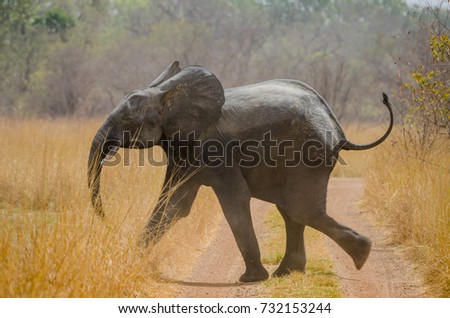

{"left": 88, "top": 61, "right": 393, "bottom": 282}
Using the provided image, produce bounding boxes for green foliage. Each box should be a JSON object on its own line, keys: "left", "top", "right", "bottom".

{"left": 0, "top": 0, "right": 38, "bottom": 34}
{"left": 400, "top": 34, "right": 450, "bottom": 154}
{"left": 34, "top": 8, "right": 75, "bottom": 41}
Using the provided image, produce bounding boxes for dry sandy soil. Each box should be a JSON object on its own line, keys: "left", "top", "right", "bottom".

{"left": 160, "top": 178, "right": 425, "bottom": 298}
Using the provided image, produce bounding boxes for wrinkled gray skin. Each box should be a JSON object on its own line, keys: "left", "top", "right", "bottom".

{"left": 88, "top": 61, "right": 393, "bottom": 282}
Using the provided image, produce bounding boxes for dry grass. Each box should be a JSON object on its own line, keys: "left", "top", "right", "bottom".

{"left": 362, "top": 129, "right": 450, "bottom": 297}
{"left": 0, "top": 118, "right": 218, "bottom": 297}
{"left": 2, "top": 118, "right": 447, "bottom": 297}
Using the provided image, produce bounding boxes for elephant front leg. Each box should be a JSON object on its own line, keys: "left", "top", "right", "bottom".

{"left": 140, "top": 181, "right": 200, "bottom": 247}
{"left": 213, "top": 177, "right": 269, "bottom": 282}
{"left": 140, "top": 205, "right": 174, "bottom": 247}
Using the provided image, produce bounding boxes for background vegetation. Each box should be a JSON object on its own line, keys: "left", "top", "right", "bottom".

{"left": 0, "top": 0, "right": 430, "bottom": 120}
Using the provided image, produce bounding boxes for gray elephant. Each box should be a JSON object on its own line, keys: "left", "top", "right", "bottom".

{"left": 88, "top": 61, "right": 393, "bottom": 282}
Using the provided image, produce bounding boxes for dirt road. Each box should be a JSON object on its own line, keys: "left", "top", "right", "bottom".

{"left": 171, "top": 178, "right": 425, "bottom": 297}
{"left": 174, "top": 199, "right": 272, "bottom": 297}
{"left": 325, "top": 178, "right": 425, "bottom": 297}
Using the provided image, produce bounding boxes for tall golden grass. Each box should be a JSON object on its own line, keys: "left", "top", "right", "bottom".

{"left": 363, "top": 130, "right": 450, "bottom": 297}
{"left": 0, "top": 118, "right": 219, "bottom": 297}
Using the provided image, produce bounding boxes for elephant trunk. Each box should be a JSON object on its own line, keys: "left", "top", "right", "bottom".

{"left": 87, "top": 120, "right": 119, "bottom": 218}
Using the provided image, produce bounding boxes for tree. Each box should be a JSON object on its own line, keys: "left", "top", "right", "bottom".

{"left": 398, "top": 3, "right": 449, "bottom": 156}
{"left": 400, "top": 34, "right": 450, "bottom": 154}
{"left": 34, "top": 8, "right": 75, "bottom": 42}
{"left": 0, "top": 0, "right": 421, "bottom": 118}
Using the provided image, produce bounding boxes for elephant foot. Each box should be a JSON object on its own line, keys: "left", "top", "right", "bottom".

{"left": 273, "top": 265, "right": 305, "bottom": 277}
{"left": 349, "top": 236, "right": 372, "bottom": 270}
{"left": 273, "top": 253, "right": 306, "bottom": 277}
{"left": 239, "top": 266, "right": 269, "bottom": 283}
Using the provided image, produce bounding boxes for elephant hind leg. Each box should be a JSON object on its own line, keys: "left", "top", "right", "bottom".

{"left": 273, "top": 206, "right": 306, "bottom": 277}
{"left": 307, "top": 213, "right": 371, "bottom": 270}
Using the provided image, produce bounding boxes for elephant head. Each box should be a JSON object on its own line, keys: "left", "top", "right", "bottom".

{"left": 87, "top": 61, "right": 225, "bottom": 218}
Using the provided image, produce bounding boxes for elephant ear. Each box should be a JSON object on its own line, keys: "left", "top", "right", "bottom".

{"left": 149, "top": 61, "right": 181, "bottom": 87}
{"left": 157, "top": 65, "right": 225, "bottom": 140}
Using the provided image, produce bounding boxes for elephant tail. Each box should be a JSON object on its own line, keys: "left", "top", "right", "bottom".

{"left": 340, "top": 93, "right": 394, "bottom": 151}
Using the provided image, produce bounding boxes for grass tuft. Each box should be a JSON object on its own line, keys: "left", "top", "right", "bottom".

{"left": 362, "top": 129, "right": 449, "bottom": 297}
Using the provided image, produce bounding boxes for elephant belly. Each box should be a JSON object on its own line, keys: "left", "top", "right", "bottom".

{"left": 241, "top": 158, "right": 331, "bottom": 204}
